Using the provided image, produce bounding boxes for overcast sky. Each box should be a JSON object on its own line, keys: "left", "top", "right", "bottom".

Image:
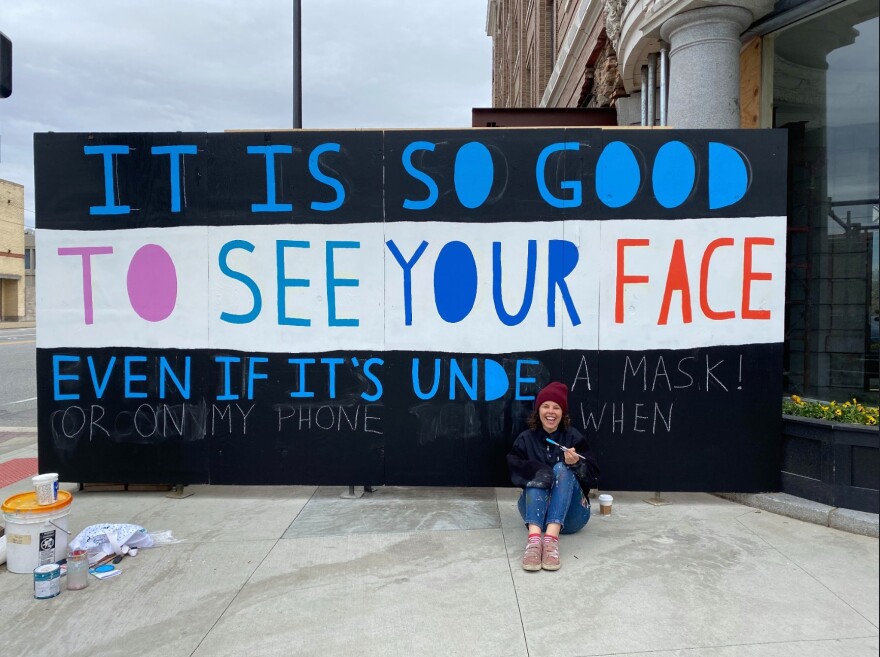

{"left": 0, "top": 1, "right": 493, "bottom": 228}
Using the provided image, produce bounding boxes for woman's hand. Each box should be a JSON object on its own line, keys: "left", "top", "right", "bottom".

{"left": 563, "top": 447, "right": 580, "bottom": 465}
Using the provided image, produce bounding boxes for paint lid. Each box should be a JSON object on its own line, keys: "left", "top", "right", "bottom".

{"left": 2, "top": 489, "right": 73, "bottom": 513}
{"left": 34, "top": 564, "right": 61, "bottom": 575}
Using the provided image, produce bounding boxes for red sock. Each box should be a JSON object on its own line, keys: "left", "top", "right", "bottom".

{"left": 543, "top": 535, "right": 558, "bottom": 544}
{"left": 527, "top": 533, "right": 542, "bottom": 544}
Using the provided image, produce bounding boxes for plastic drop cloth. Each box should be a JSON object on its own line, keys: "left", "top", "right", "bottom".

{"left": 69, "top": 523, "right": 180, "bottom": 559}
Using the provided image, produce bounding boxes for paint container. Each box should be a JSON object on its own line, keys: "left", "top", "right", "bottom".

{"left": 32, "top": 473, "right": 59, "bottom": 505}
{"left": 598, "top": 493, "right": 613, "bottom": 516}
{"left": 66, "top": 548, "right": 90, "bottom": 590}
{"left": 1, "top": 490, "right": 72, "bottom": 574}
{"left": 34, "top": 564, "right": 62, "bottom": 599}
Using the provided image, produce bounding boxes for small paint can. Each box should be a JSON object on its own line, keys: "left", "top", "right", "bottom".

{"left": 33, "top": 563, "right": 61, "bottom": 599}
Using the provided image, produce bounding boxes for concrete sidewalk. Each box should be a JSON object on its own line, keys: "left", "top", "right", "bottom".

{"left": 1, "top": 470, "right": 878, "bottom": 656}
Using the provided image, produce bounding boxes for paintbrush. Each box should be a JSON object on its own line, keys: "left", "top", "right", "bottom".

{"left": 545, "top": 437, "right": 585, "bottom": 460}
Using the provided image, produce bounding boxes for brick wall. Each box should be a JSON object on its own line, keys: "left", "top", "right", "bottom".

{"left": 489, "top": 0, "right": 561, "bottom": 108}
{"left": 556, "top": 0, "right": 579, "bottom": 57}
{"left": 489, "top": 0, "right": 624, "bottom": 110}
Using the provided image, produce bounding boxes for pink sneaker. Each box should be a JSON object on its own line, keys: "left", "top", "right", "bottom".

{"left": 521, "top": 541, "right": 542, "bottom": 571}
{"left": 542, "top": 539, "right": 560, "bottom": 571}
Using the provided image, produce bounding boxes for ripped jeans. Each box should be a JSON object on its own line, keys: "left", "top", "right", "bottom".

{"left": 518, "top": 462, "right": 591, "bottom": 534}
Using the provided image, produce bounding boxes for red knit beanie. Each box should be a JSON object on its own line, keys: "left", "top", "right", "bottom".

{"left": 535, "top": 381, "right": 569, "bottom": 416}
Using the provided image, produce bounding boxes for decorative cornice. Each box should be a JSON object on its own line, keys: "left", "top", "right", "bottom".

{"left": 642, "top": 0, "right": 773, "bottom": 36}
{"left": 617, "top": 0, "right": 775, "bottom": 90}
{"left": 605, "top": 0, "right": 626, "bottom": 51}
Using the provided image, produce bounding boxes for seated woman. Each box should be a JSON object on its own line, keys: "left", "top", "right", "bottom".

{"left": 507, "top": 381, "right": 600, "bottom": 571}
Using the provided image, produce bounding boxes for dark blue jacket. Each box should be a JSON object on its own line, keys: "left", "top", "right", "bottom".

{"left": 507, "top": 426, "right": 600, "bottom": 499}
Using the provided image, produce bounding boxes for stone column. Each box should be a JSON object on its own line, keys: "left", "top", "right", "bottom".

{"left": 660, "top": 6, "right": 753, "bottom": 128}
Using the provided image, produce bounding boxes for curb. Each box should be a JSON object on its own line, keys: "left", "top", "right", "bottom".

{"left": 716, "top": 492, "right": 879, "bottom": 538}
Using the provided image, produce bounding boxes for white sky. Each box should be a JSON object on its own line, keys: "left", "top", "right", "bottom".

{"left": 0, "top": 1, "right": 493, "bottom": 228}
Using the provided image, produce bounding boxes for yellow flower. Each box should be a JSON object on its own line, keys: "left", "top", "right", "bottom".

{"left": 835, "top": 409, "right": 842, "bottom": 416}
{"left": 791, "top": 395, "right": 802, "bottom": 403}
{"left": 830, "top": 401, "right": 837, "bottom": 406}
{"left": 821, "top": 406, "right": 829, "bottom": 411}
{"left": 843, "top": 401, "right": 851, "bottom": 407}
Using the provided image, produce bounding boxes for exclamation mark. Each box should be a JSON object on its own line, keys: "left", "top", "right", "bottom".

{"left": 737, "top": 354, "right": 742, "bottom": 390}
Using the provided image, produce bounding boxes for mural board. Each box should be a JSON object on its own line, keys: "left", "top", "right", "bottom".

{"left": 34, "top": 128, "right": 787, "bottom": 490}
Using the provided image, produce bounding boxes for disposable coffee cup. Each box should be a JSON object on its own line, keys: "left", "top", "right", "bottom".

{"left": 598, "top": 493, "right": 613, "bottom": 516}
{"left": 32, "top": 473, "right": 59, "bottom": 505}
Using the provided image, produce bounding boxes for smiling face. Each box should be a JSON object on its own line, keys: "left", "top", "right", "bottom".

{"left": 538, "top": 401, "right": 563, "bottom": 433}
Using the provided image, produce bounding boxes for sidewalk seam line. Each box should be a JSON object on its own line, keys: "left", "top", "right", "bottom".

{"left": 187, "top": 486, "right": 319, "bottom": 657}
{"left": 573, "top": 633, "right": 880, "bottom": 656}
{"left": 731, "top": 509, "right": 776, "bottom": 548}
{"left": 734, "top": 514, "right": 879, "bottom": 631}
{"left": 497, "top": 491, "right": 532, "bottom": 657}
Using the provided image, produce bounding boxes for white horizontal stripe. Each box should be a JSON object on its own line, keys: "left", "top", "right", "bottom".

{"left": 36, "top": 218, "right": 786, "bottom": 352}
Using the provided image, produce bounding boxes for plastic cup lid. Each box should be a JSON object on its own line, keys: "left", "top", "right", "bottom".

{"left": 32, "top": 473, "right": 59, "bottom": 483}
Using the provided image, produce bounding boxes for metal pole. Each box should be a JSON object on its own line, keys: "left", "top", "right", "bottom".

{"left": 647, "top": 53, "right": 657, "bottom": 127}
{"left": 644, "top": 491, "right": 670, "bottom": 506}
{"left": 640, "top": 65, "right": 648, "bottom": 126}
{"left": 660, "top": 46, "right": 669, "bottom": 126}
{"left": 293, "top": 0, "right": 302, "bottom": 128}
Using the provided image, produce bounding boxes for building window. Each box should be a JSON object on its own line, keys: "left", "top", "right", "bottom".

{"left": 772, "top": 0, "right": 879, "bottom": 403}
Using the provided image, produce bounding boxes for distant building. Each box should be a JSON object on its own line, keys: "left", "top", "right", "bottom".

{"left": 0, "top": 178, "right": 25, "bottom": 322}
{"left": 24, "top": 227, "right": 35, "bottom": 321}
{"left": 486, "top": 0, "right": 879, "bottom": 404}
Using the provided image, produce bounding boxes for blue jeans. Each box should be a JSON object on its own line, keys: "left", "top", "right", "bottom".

{"left": 517, "top": 462, "right": 591, "bottom": 534}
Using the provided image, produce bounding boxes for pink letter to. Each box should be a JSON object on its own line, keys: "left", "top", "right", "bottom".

{"left": 57, "top": 246, "right": 114, "bottom": 325}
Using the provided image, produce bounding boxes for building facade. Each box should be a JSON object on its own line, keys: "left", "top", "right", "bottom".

{"left": 487, "top": 0, "right": 879, "bottom": 405}
{"left": 0, "top": 178, "right": 25, "bottom": 322}
{"left": 24, "top": 227, "right": 35, "bottom": 321}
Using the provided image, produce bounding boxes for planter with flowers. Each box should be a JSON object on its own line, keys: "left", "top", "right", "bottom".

{"left": 781, "top": 396, "right": 879, "bottom": 514}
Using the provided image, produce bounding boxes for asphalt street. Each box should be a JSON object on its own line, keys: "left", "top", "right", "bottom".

{"left": 0, "top": 327, "right": 37, "bottom": 428}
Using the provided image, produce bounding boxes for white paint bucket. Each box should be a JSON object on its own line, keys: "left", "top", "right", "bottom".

{"left": 1, "top": 490, "right": 73, "bottom": 574}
